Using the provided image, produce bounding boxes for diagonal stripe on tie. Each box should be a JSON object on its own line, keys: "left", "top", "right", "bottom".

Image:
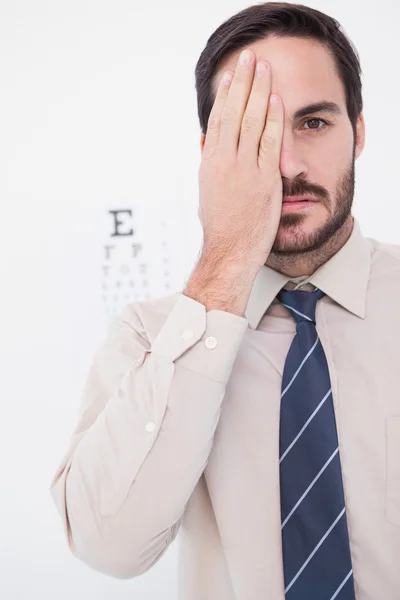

{"left": 277, "top": 288, "right": 356, "bottom": 599}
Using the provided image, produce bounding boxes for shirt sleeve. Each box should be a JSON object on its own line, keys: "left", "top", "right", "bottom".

{"left": 49, "top": 293, "right": 249, "bottom": 579}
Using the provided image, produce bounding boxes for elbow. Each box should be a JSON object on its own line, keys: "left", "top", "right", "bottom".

{"left": 51, "top": 462, "right": 181, "bottom": 580}
{"left": 74, "top": 546, "right": 150, "bottom": 580}
{"left": 70, "top": 520, "right": 180, "bottom": 580}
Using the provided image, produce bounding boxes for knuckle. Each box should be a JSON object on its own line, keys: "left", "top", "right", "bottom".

{"left": 207, "top": 114, "right": 219, "bottom": 131}
{"left": 241, "top": 114, "right": 261, "bottom": 132}
{"left": 212, "top": 157, "right": 233, "bottom": 177}
{"left": 260, "top": 134, "right": 277, "bottom": 153}
{"left": 221, "top": 104, "right": 238, "bottom": 122}
{"left": 267, "top": 113, "right": 282, "bottom": 125}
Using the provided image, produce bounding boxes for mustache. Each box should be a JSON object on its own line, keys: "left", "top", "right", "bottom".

{"left": 282, "top": 180, "right": 328, "bottom": 200}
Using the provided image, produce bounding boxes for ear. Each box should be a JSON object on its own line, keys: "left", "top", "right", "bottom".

{"left": 354, "top": 112, "right": 365, "bottom": 160}
{"left": 197, "top": 134, "right": 206, "bottom": 226}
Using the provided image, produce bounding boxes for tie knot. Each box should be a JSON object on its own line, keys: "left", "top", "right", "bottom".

{"left": 277, "top": 288, "right": 325, "bottom": 324}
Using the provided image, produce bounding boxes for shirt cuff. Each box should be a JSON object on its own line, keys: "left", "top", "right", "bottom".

{"left": 150, "top": 293, "right": 249, "bottom": 384}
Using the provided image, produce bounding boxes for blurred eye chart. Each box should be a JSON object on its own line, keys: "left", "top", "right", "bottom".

{"left": 101, "top": 202, "right": 197, "bottom": 321}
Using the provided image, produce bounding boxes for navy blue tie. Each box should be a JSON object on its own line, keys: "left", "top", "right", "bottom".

{"left": 277, "top": 288, "right": 356, "bottom": 599}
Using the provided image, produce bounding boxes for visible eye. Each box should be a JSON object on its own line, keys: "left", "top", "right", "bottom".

{"left": 301, "top": 118, "right": 329, "bottom": 133}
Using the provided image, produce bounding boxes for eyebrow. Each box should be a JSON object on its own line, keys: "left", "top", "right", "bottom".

{"left": 292, "top": 101, "right": 343, "bottom": 120}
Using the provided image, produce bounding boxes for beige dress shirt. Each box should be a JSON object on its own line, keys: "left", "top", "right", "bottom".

{"left": 49, "top": 216, "right": 400, "bottom": 599}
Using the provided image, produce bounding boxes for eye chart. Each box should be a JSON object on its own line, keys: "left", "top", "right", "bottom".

{"left": 101, "top": 204, "right": 192, "bottom": 322}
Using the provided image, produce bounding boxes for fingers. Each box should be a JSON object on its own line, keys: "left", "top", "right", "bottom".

{"left": 235, "top": 55, "right": 284, "bottom": 169}
{"left": 201, "top": 48, "right": 284, "bottom": 168}
{"left": 258, "top": 93, "right": 284, "bottom": 170}
{"left": 218, "top": 49, "right": 257, "bottom": 154}
{"left": 237, "top": 59, "right": 272, "bottom": 164}
{"left": 202, "top": 70, "right": 234, "bottom": 159}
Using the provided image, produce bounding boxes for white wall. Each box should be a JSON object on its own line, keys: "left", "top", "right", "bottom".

{"left": 1, "top": 0, "right": 399, "bottom": 598}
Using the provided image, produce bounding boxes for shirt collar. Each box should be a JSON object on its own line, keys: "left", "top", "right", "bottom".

{"left": 245, "top": 216, "right": 371, "bottom": 329}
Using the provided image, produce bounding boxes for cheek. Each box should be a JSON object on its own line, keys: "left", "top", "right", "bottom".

{"left": 330, "top": 124, "right": 354, "bottom": 160}
{"left": 310, "top": 132, "right": 351, "bottom": 177}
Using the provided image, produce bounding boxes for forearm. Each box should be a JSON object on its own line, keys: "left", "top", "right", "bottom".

{"left": 49, "top": 295, "right": 249, "bottom": 578}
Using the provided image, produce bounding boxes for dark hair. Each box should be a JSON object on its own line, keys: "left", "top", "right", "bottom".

{"left": 194, "top": 2, "right": 363, "bottom": 138}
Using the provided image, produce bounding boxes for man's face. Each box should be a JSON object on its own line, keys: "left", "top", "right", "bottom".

{"left": 202, "top": 36, "right": 365, "bottom": 259}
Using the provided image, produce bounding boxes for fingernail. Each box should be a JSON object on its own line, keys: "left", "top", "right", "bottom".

{"left": 270, "top": 95, "right": 279, "bottom": 107}
{"left": 240, "top": 50, "right": 252, "bottom": 65}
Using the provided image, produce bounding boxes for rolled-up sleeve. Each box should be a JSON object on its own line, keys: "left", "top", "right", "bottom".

{"left": 49, "top": 293, "right": 248, "bottom": 579}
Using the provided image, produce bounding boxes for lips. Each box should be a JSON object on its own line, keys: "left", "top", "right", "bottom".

{"left": 283, "top": 196, "right": 317, "bottom": 203}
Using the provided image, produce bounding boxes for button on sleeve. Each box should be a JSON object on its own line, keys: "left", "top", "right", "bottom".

{"left": 151, "top": 294, "right": 249, "bottom": 384}
{"left": 205, "top": 337, "right": 217, "bottom": 349}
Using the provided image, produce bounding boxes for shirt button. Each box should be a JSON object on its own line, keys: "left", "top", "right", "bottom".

{"left": 205, "top": 336, "right": 217, "bottom": 349}
{"left": 181, "top": 329, "right": 194, "bottom": 341}
{"left": 145, "top": 421, "right": 155, "bottom": 432}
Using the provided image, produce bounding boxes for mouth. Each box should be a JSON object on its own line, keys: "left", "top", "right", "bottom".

{"left": 283, "top": 195, "right": 318, "bottom": 203}
{"left": 282, "top": 196, "right": 319, "bottom": 211}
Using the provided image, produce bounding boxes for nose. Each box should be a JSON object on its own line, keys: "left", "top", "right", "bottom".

{"left": 279, "top": 131, "right": 308, "bottom": 181}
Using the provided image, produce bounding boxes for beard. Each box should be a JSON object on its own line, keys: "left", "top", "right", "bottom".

{"left": 269, "top": 149, "right": 356, "bottom": 258}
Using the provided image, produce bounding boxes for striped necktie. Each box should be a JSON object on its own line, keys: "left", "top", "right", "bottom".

{"left": 277, "top": 287, "right": 356, "bottom": 599}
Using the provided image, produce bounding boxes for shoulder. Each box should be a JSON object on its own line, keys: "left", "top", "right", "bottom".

{"left": 365, "top": 236, "right": 400, "bottom": 290}
{"left": 367, "top": 235, "right": 400, "bottom": 266}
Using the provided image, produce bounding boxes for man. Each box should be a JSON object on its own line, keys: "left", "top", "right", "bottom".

{"left": 49, "top": 3, "right": 400, "bottom": 599}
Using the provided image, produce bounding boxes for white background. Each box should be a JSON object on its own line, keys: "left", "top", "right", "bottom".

{"left": 1, "top": 0, "right": 399, "bottom": 598}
